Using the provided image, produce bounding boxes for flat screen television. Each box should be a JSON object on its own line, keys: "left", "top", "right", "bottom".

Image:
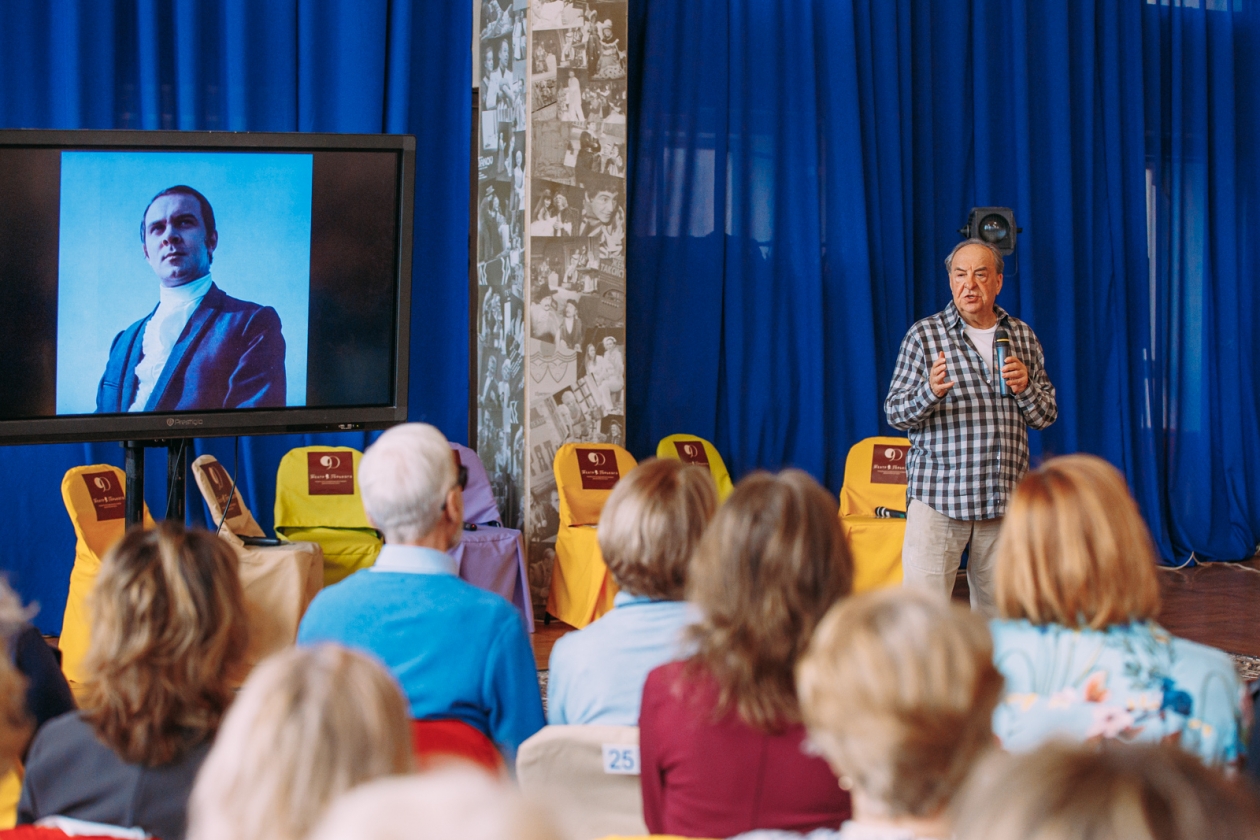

{"left": 0, "top": 129, "right": 414, "bottom": 445}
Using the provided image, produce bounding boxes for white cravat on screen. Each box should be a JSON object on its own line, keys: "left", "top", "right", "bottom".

{"left": 129, "top": 273, "right": 214, "bottom": 411}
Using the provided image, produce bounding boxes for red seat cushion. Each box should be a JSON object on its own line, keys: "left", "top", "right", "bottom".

{"left": 410, "top": 719, "right": 504, "bottom": 773}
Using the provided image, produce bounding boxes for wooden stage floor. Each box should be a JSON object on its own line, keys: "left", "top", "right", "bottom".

{"left": 531, "top": 557, "right": 1260, "bottom": 681}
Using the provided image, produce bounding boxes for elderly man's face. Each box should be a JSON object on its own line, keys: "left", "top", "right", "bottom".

{"left": 949, "top": 243, "right": 1003, "bottom": 327}
{"left": 143, "top": 193, "right": 216, "bottom": 288}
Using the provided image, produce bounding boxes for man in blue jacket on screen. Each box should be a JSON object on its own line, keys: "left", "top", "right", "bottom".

{"left": 297, "top": 422, "right": 545, "bottom": 762}
{"left": 95, "top": 185, "right": 286, "bottom": 413}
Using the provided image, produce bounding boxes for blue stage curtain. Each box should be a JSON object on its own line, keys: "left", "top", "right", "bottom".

{"left": 1143, "top": 3, "right": 1260, "bottom": 562}
{"left": 0, "top": 0, "right": 471, "bottom": 632}
{"left": 627, "top": 0, "right": 1259, "bottom": 564}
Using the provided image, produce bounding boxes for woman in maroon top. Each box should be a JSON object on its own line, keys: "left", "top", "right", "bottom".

{"left": 639, "top": 470, "right": 854, "bottom": 838}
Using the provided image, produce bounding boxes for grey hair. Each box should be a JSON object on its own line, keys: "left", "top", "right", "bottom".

{"left": 358, "top": 423, "right": 457, "bottom": 544}
{"left": 945, "top": 239, "right": 1004, "bottom": 275}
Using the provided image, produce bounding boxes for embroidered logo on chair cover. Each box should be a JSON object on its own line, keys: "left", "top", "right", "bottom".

{"left": 203, "top": 460, "right": 243, "bottom": 517}
{"left": 82, "top": 471, "right": 125, "bottom": 521}
{"left": 672, "top": 440, "right": 711, "bottom": 467}
{"left": 307, "top": 452, "right": 355, "bottom": 495}
{"left": 576, "top": 448, "right": 620, "bottom": 489}
{"left": 870, "top": 445, "right": 909, "bottom": 485}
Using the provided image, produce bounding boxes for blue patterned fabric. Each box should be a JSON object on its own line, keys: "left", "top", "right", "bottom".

{"left": 990, "top": 619, "right": 1244, "bottom": 766}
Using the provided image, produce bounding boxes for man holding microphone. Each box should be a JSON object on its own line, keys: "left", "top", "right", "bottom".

{"left": 885, "top": 239, "right": 1057, "bottom": 616}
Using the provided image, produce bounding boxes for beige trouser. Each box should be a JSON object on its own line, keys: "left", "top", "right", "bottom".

{"left": 901, "top": 499, "right": 1003, "bottom": 617}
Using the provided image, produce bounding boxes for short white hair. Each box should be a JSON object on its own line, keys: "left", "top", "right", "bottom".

{"left": 307, "top": 768, "right": 559, "bottom": 840}
{"left": 359, "top": 423, "right": 456, "bottom": 544}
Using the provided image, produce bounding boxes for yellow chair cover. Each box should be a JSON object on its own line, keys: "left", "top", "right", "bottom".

{"left": 654, "top": 434, "right": 734, "bottom": 502}
{"left": 0, "top": 767, "right": 21, "bottom": 829}
{"left": 546, "top": 443, "right": 636, "bottom": 628}
{"left": 191, "top": 455, "right": 324, "bottom": 674}
{"left": 838, "top": 436, "right": 911, "bottom": 593}
{"left": 59, "top": 465, "right": 155, "bottom": 686}
{"left": 274, "top": 447, "right": 382, "bottom": 587}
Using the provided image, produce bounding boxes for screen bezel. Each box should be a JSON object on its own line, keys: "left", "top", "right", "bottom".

{"left": 0, "top": 128, "right": 414, "bottom": 446}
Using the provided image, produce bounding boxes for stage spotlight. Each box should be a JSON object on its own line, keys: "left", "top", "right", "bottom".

{"left": 958, "top": 207, "right": 1019, "bottom": 255}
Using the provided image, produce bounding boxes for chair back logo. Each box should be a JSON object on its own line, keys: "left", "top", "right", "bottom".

{"left": 307, "top": 452, "right": 355, "bottom": 495}
{"left": 673, "top": 440, "right": 711, "bottom": 468}
{"left": 575, "top": 447, "right": 620, "bottom": 490}
{"left": 870, "top": 444, "right": 910, "bottom": 485}
{"left": 82, "top": 471, "right": 125, "bottom": 521}
{"left": 203, "top": 462, "right": 243, "bottom": 518}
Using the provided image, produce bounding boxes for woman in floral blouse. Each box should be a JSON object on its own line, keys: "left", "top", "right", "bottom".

{"left": 989, "top": 454, "right": 1243, "bottom": 766}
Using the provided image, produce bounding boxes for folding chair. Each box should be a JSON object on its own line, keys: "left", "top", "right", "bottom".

{"left": 274, "top": 447, "right": 382, "bottom": 586}
{"left": 59, "top": 466, "right": 154, "bottom": 685}
{"left": 838, "top": 436, "right": 911, "bottom": 592}
{"left": 546, "top": 443, "right": 636, "bottom": 629}
{"left": 191, "top": 455, "right": 323, "bottom": 672}
{"left": 516, "top": 725, "right": 647, "bottom": 840}
{"left": 655, "top": 434, "right": 734, "bottom": 502}
{"left": 449, "top": 444, "right": 533, "bottom": 628}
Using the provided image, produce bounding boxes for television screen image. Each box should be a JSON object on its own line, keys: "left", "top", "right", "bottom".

{"left": 56, "top": 151, "right": 313, "bottom": 415}
{"left": 0, "top": 130, "right": 414, "bottom": 445}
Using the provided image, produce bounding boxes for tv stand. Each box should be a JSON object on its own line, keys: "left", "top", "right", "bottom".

{"left": 122, "top": 439, "right": 188, "bottom": 529}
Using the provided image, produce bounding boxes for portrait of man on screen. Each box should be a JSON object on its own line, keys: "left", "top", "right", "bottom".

{"left": 95, "top": 185, "right": 286, "bottom": 414}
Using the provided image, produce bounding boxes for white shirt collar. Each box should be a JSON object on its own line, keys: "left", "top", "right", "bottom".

{"left": 158, "top": 273, "right": 214, "bottom": 308}
{"left": 371, "top": 544, "right": 458, "bottom": 576}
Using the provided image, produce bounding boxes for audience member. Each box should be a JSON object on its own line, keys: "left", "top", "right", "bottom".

{"left": 639, "top": 470, "right": 854, "bottom": 838}
{"left": 0, "top": 580, "right": 71, "bottom": 755}
{"left": 18, "top": 524, "right": 248, "bottom": 840}
{"left": 990, "top": 454, "right": 1243, "bottom": 765}
{"left": 297, "top": 423, "right": 544, "bottom": 761}
{"left": 952, "top": 741, "right": 1260, "bottom": 840}
{"left": 0, "top": 589, "right": 32, "bottom": 778}
{"left": 307, "top": 767, "right": 559, "bottom": 840}
{"left": 735, "top": 588, "right": 1003, "bottom": 840}
{"left": 186, "top": 644, "right": 412, "bottom": 840}
{"left": 547, "top": 459, "right": 716, "bottom": 726}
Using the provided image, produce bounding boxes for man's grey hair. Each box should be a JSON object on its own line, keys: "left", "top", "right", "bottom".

{"left": 945, "top": 239, "right": 1005, "bottom": 275}
{"left": 358, "top": 423, "right": 456, "bottom": 544}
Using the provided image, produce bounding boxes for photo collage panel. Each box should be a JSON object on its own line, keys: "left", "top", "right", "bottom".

{"left": 476, "top": 0, "right": 529, "bottom": 531}
{"left": 526, "top": 0, "right": 628, "bottom": 606}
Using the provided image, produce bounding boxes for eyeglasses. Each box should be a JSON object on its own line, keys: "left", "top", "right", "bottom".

{"left": 441, "top": 464, "right": 469, "bottom": 515}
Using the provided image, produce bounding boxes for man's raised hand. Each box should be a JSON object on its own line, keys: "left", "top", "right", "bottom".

{"left": 930, "top": 351, "right": 955, "bottom": 398}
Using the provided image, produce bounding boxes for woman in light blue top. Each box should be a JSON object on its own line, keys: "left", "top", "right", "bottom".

{"left": 547, "top": 458, "right": 716, "bottom": 725}
{"left": 989, "top": 454, "right": 1243, "bottom": 766}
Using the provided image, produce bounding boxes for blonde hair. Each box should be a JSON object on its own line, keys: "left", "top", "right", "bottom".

{"left": 597, "top": 458, "right": 717, "bottom": 600}
{"left": 953, "top": 741, "right": 1260, "bottom": 840}
{"left": 995, "top": 454, "right": 1161, "bottom": 629}
{"left": 797, "top": 588, "right": 1003, "bottom": 819}
{"left": 187, "top": 644, "right": 412, "bottom": 840}
{"left": 686, "top": 469, "right": 853, "bottom": 730}
{"left": 307, "top": 767, "right": 560, "bottom": 840}
{"left": 0, "top": 580, "right": 32, "bottom": 775}
{"left": 82, "top": 523, "right": 248, "bottom": 765}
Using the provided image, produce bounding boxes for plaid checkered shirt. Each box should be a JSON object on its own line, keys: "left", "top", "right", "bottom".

{"left": 884, "top": 302, "right": 1057, "bottom": 520}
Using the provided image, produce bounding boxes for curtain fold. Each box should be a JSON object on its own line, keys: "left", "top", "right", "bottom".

{"left": 0, "top": 0, "right": 470, "bottom": 632}
{"left": 627, "top": 0, "right": 1259, "bottom": 564}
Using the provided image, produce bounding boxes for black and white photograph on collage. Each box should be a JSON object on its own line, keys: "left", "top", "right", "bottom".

{"left": 477, "top": 0, "right": 528, "bottom": 532}
{"left": 526, "top": 0, "right": 627, "bottom": 606}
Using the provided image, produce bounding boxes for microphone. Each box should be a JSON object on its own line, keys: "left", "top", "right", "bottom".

{"left": 874, "top": 506, "right": 906, "bottom": 519}
{"left": 994, "top": 326, "right": 1012, "bottom": 397}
